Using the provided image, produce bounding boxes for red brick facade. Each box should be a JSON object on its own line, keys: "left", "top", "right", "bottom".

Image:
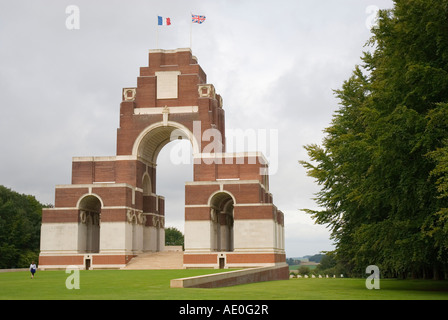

{"left": 39, "top": 48, "right": 285, "bottom": 270}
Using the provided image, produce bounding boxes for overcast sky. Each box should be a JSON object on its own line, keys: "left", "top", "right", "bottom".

{"left": 0, "top": 0, "right": 394, "bottom": 257}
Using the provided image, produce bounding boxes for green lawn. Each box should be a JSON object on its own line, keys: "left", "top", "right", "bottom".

{"left": 1, "top": 269, "right": 448, "bottom": 300}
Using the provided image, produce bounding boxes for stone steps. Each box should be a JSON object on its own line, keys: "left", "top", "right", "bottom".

{"left": 123, "top": 251, "right": 183, "bottom": 270}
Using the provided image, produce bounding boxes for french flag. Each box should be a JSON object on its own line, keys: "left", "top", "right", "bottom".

{"left": 158, "top": 16, "right": 171, "bottom": 26}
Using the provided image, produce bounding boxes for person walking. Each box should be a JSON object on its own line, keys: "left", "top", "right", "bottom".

{"left": 30, "top": 261, "right": 37, "bottom": 279}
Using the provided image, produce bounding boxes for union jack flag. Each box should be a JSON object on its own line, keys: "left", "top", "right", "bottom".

{"left": 192, "top": 14, "right": 206, "bottom": 24}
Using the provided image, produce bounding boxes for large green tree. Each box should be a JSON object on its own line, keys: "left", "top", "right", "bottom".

{"left": 165, "top": 227, "right": 184, "bottom": 248}
{"left": 300, "top": 0, "right": 448, "bottom": 279}
{"left": 0, "top": 186, "right": 44, "bottom": 268}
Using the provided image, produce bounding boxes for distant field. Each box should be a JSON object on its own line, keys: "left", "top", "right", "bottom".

{"left": 0, "top": 269, "right": 447, "bottom": 300}
{"left": 289, "top": 264, "right": 318, "bottom": 270}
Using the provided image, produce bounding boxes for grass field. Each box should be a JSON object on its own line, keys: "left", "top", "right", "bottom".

{"left": 1, "top": 269, "right": 448, "bottom": 300}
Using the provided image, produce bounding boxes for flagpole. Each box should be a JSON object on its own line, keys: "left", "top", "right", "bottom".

{"left": 156, "top": 15, "right": 159, "bottom": 49}
{"left": 190, "top": 12, "right": 192, "bottom": 49}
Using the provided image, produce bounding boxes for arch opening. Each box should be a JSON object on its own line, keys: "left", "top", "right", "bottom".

{"left": 209, "top": 192, "right": 235, "bottom": 252}
{"left": 133, "top": 121, "right": 199, "bottom": 166}
{"left": 136, "top": 122, "right": 195, "bottom": 252}
{"left": 142, "top": 173, "right": 152, "bottom": 195}
{"left": 78, "top": 195, "right": 101, "bottom": 253}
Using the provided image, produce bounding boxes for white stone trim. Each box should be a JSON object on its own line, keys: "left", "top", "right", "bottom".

{"left": 72, "top": 155, "right": 138, "bottom": 162}
{"left": 185, "top": 180, "right": 260, "bottom": 186}
{"left": 39, "top": 250, "right": 80, "bottom": 255}
{"left": 233, "top": 203, "right": 275, "bottom": 207}
{"left": 185, "top": 203, "right": 275, "bottom": 208}
{"left": 55, "top": 183, "right": 136, "bottom": 189}
{"left": 134, "top": 106, "right": 199, "bottom": 115}
{"left": 44, "top": 205, "right": 143, "bottom": 211}
{"left": 184, "top": 204, "right": 210, "bottom": 208}
{"left": 149, "top": 48, "right": 192, "bottom": 54}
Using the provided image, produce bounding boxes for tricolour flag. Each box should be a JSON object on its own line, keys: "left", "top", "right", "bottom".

{"left": 158, "top": 16, "right": 171, "bottom": 26}
{"left": 191, "top": 14, "right": 206, "bottom": 24}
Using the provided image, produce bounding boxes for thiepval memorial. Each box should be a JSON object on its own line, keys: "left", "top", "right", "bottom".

{"left": 39, "top": 48, "right": 286, "bottom": 270}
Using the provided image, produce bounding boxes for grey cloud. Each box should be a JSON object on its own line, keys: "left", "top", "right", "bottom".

{"left": 0, "top": 0, "right": 394, "bottom": 257}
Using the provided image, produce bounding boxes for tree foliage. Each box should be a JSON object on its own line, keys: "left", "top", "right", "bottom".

{"left": 165, "top": 227, "right": 184, "bottom": 248}
{"left": 0, "top": 186, "right": 45, "bottom": 268}
{"left": 300, "top": 0, "right": 448, "bottom": 279}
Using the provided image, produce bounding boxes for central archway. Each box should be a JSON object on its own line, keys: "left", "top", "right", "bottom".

{"left": 134, "top": 122, "right": 197, "bottom": 252}
{"left": 157, "top": 139, "right": 193, "bottom": 242}
{"left": 132, "top": 121, "right": 200, "bottom": 165}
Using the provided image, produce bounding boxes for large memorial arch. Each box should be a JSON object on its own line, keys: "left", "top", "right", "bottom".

{"left": 39, "top": 48, "right": 285, "bottom": 270}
